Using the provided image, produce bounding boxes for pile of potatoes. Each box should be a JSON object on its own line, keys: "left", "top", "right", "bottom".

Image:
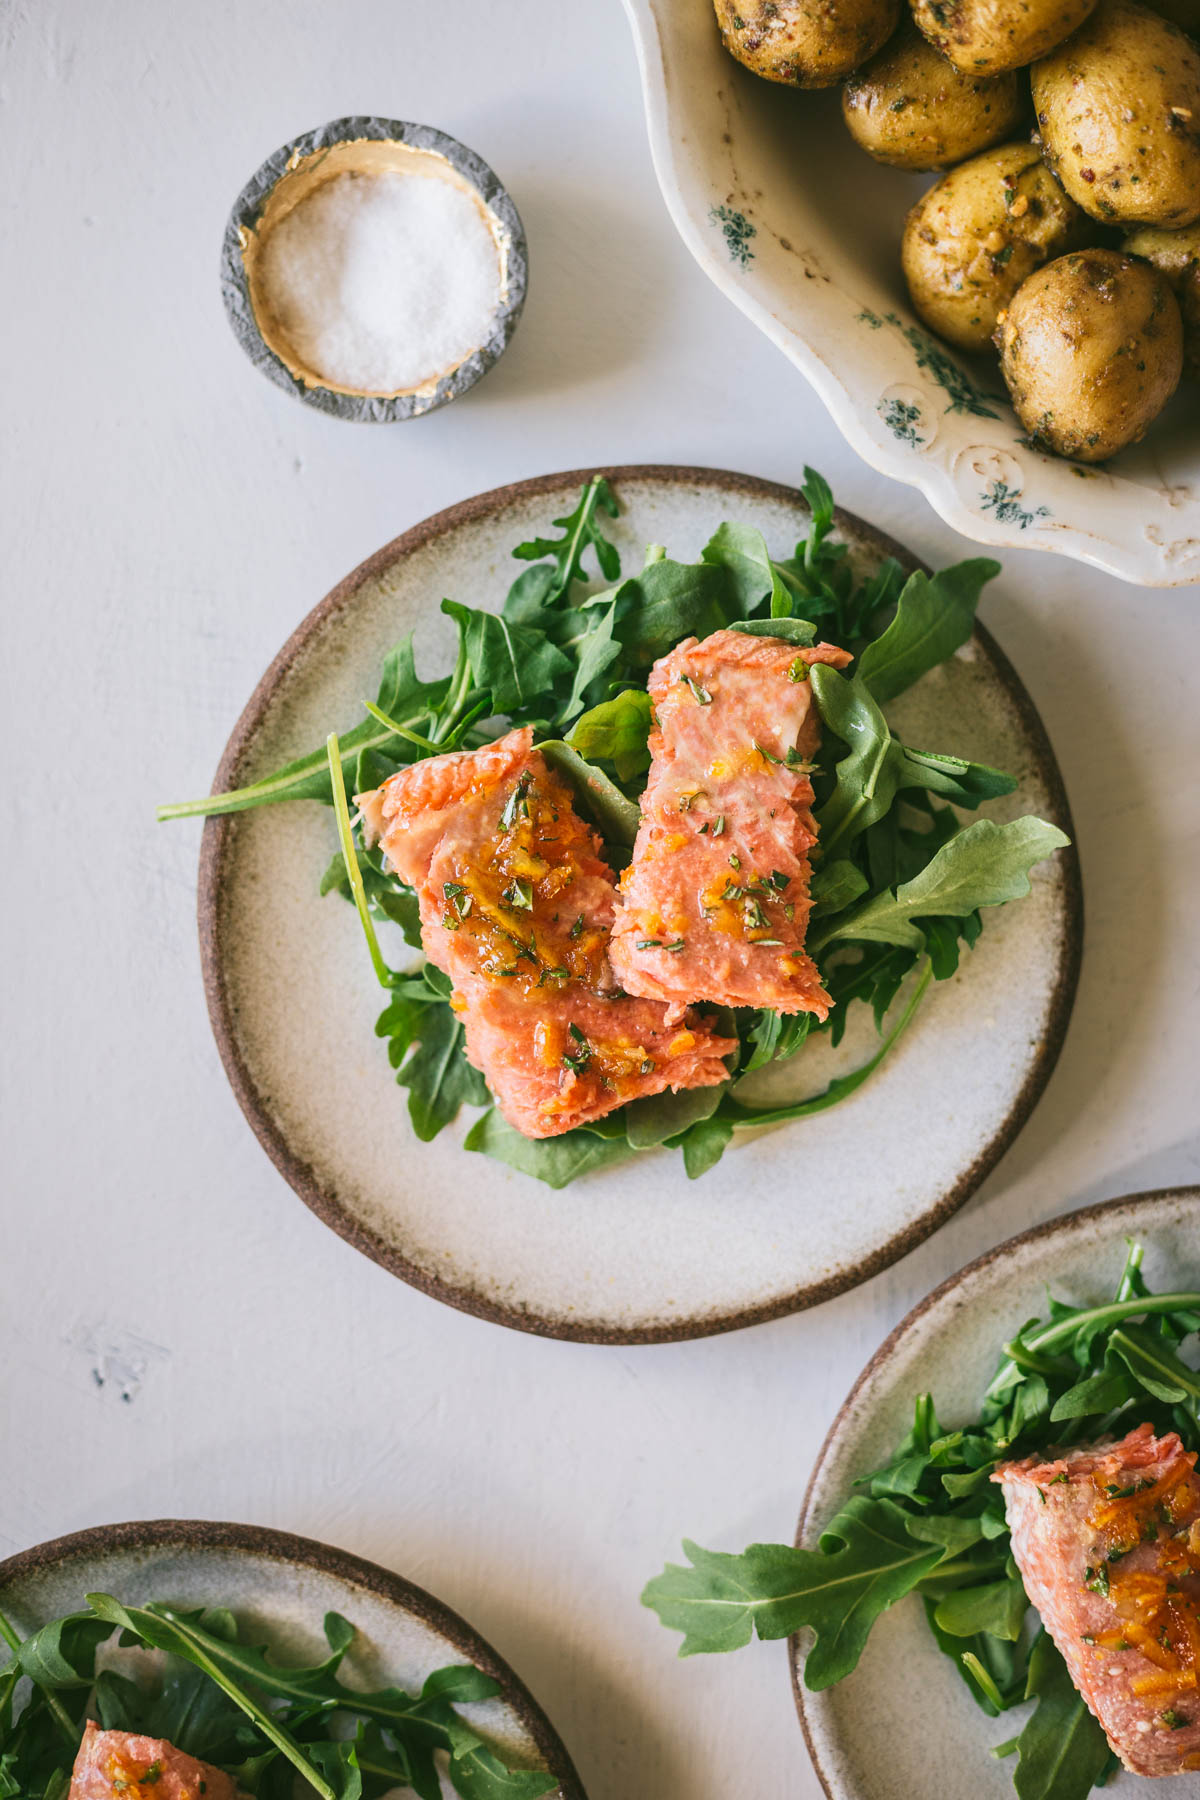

{"left": 714, "top": 0, "right": 1200, "bottom": 460}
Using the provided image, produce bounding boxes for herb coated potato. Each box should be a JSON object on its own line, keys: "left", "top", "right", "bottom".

{"left": 713, "top": 0, "right": 901, "bottom": 88}
{"left": 909, "top": 0, "right": 1098, "bottom": 75}
{"left": 1032, "top": 0, "right": 1200, "bottom": 226}
{"left": 1123, "top": 223, "right": 1200, "bottom": 372}
{"left": 901, "top": 141, "right": 1093, "bottom": 350}
{"left": 842, "top": 19, "right": 1025, "bottom": 167}
{"left": 996, "top": 248, "right": 1184, "bottom": 457}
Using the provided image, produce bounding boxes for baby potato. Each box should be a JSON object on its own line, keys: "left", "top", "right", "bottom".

{"left": 910, "top": 0, "right": 1098, "bottom": 75}
{"left": 902, "top": 141, "right": 1093, "bottom": 350}
{"left": 1123, "top": 222, "right": 1200, "bottom": 372}
{"left": 842, "top": 19, "right": 1025, "bottom": 167}
{"left": 1032, "top": 0, "right": 1200, "bottom": 226}
{"left": 714, "top": 0, "right": 900, "bottom": 88}
{"left": 996, "top": 248, "right": 1184, "bottom": 457}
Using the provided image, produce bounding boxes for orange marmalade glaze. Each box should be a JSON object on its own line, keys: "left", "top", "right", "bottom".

{"left": 439, "top": 764, "right": 609, "bottom": 997}
{"left": 1082, "top": 1463, "right": 1200, "bottom": 1707}
{"left": 103, "top": 1753, "right": 168, "bottom": 1797}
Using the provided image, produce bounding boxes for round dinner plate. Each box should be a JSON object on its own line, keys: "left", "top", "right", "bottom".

{"left": 0, "top": 1519, "right": 584, "bottom": 1800}
{"left": 197, "top": 465, "right": 1080, "bottom": 1343}
{"left": 794, "top": 1187, "right": 1200, "bottom": 1800}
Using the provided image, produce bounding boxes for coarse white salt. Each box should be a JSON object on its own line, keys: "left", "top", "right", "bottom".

{"left": 257, "top": 161, "right": 503, "bottom": 394}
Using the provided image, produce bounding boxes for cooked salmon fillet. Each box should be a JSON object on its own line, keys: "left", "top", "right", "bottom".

{"left": 995, "top": 1423, "right": 1200, "bottom": 1777}
{"left": 608, "top": 629, "right": 853, "bottom": 1021}
{"left": 358, "top": 727, "right": 735, "bottom": 1139}
{"left": 69, "top": 1722, "right": 239, "bottom": 1800}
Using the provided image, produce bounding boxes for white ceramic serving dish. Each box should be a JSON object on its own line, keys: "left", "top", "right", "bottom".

{"left": 622, "top": 0, "right": 1200, "bottom": 588}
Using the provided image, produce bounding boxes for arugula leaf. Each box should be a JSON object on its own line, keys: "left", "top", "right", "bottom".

{"left": 810, "top": 666, "right": 1017, "bottom": 863}
{"left": 537, "top": 739, "right": 641, "bottom": 849}
{"left": 509, "top": 476, "right": 619, "bottom": 599}
{"left": 857, "top": 561, "right": 999, "bottom": 704}
{"left": 700, "top": 521, "right": 794, "bottom": 617}
{"left": 566, "top": 689, "right": 653, "bottom": 783}
{"left": 463, "top": 1109, "right": 634, "bottom": 1188}
{"left": 441, "top": 601, "right": 570, "bottom": 718}
{"left": 808, "top": 859, "right": 869, "bottom": 916}
{"left": 608, "top": 558, "right": 735, "bottom": 667}
{"left": 1108, "top": 1323, "right": 1200, "bottom": 1405}
{"left": 448, "top": 1743, "right": 556, "bottom": 1800}
{"left": 1010, "top": 1634, "right": 1113, "bottom": 1800}
{"left": 674, "top": 1113, "right": 734, "bottom": 1179}
{"left": 933, "top": 1576, "right": 1028, "bottom": 1643}
{"left": 811, "top": 818, "right": 1069, "bottom": 954}
{"left": 726, "top": 617, "right": 817, "bottom": 646}
{"left": 391, "top": 1003, "right": 488, "bottom": 1143}
{"left": 85, "top": 1596, "right": 340, "bottom": 1800}
{"left": 642, "top": 1499, "right": 944, "bottom": 1679}
{"left": 623, "top": 1081, "right": 727, "bottom": 1150}
{"left": 15, "top": 1617, "right": 112, "bottom": 1690}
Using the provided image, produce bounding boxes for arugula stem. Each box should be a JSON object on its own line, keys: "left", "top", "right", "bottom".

{"left": 125, "top": 1605, "right": 337, "bottom": 1800}
{"left": 986, "top": 1295, "right": 1200, "bottom": 1401}
{"left": 326, "top": 734, "right": 391, "bottom": 991}
{"left": 431, "top": 644, "right": 475, "bottom": 745}
{"left": 361, "top": 701, "right": 441, "bottom": 754}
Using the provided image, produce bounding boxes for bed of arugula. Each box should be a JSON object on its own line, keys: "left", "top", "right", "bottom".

{"left": 643, "top": 1242, "right": 1200, "bottom": 1800}
{"left": 0, "top": 1593, "right": 557, "bottom": 1800}
{"left": 159, "top": 470, "right": 1068, "bottom": 1188}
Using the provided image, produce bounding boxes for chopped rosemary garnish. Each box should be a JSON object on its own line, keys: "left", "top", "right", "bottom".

{"left": 682, "top": 675, "right": 712, "bottom": 704}
{"left": 712, "top": 815, "right": 726, "bottom": 836}
{"left": 729, "top": 853, "right": 741, "bottom": 870}
{"left": 503, "top": 878, "right": 534, "bottom": 910}
{"left": 788, "top": 656, "right": 810, "bottom": 682}
{"left": 499, "top": 771, "right": 532, "bottom": 830}
{"left": 664, "top": 939, "right": 686, "bottom": 953}
{"left": 570, "top": 914, "right": 585, "bottom": 938}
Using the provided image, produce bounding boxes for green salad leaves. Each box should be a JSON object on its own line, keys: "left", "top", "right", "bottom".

{"left": 159, "top": 471, "right": 1068, "bottom": 1186}
{"left": 642, "top": 1242, "right": 1200, "bottom": 1800}
{"left": 0, "top": 1594, "right": 556, "bottom": 1800}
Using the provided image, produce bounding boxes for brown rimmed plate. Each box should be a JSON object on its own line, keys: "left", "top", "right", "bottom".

{"left": 0, "top": 1518, "right": 585, "bottom": 1799}
{"left": 194, "top": 465, "right": 1081, "bottom": 1343}
{"left": 793, "top": 1186, "right": 1200, "bottom": 1799}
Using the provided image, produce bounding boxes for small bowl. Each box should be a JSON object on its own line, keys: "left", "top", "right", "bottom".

{"left": 220, "top": 116, "right": 528, "bottom": 423}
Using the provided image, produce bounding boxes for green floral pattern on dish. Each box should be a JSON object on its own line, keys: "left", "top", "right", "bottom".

{"left": 879, "top": 397, "right": 925, "bottom": 446}
{"left": 859, "top": 311, "right": 1003, "bottom": 420}
{"left": 710, "top": 204, "right": 756, "bottom": 267}
{"left": 980, "top": 480, "right": 1051, "bottom": 530}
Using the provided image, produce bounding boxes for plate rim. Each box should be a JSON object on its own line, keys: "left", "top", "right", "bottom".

{"left": 0, "top": 1516, "right": 587, "bottom": 1800}
{"left": 789, "top": 1183, "right": 1200, "bottom": 1799}
{"left": 196, "top": 462, "right": 1083, "bottom": 1345}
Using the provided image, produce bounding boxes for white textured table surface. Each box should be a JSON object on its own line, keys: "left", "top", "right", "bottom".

{"left": 2, "top": 4, "right": 1198, "bottom": 1797}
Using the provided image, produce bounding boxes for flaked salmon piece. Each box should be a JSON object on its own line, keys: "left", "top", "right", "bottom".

{"left": 69, "top": 1721, "right": 239, "bottom": 1800}
{"left": 995, "top": 1423, "right": 1200, "bottom": 1777}
{"left": 359, "top": 727, "right": 735, "bottom": 1139}
{"left": 609, "top": 630, "right": 853, "bottom": 1021}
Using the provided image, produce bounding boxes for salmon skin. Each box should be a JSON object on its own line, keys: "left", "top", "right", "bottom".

{"left": 609, "top": 629, "right": 853, "bottom": 1021}
{"left": 69, "top": 1721, "right": 240, "bottom": 1800}
{"left": 995, "top": 1423, "right": 1200, "bottom": 1777}
{"left": 359, "top": 727, "right": 735, "bottom": 1140}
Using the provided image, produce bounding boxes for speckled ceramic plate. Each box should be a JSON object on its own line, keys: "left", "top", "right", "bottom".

{"left": 794, "top": 1187, "right": 1200, "bottom": 1799}
{"left": 0, "top": 1519, "right": 584, "bottom": 1800}
{"left": 197, "top": 466, "right": 1080, "bottom": 1343}
{"left": 623, "top": 1, "right": 1200, "bottom": 587}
